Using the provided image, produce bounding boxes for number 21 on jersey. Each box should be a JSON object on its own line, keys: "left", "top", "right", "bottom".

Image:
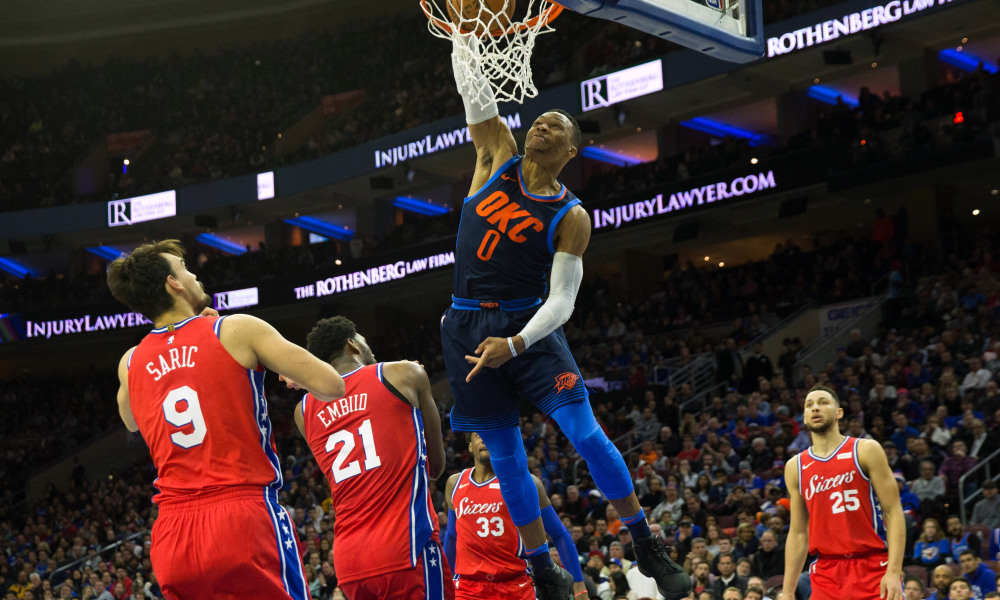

{"left": 325, "top": 419, "right": 382, "bottom": 483}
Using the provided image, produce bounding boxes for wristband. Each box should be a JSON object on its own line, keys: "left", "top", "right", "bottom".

{"left": 507, "top": 336, "right": 518, "bottom": 357}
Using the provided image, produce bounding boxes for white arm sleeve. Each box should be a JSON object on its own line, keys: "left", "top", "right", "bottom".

{"left": 517, "top": 252, "right": 583, "bottom": 349}
{"left": 451, "top": 36, "right": 498, "bottom": 125}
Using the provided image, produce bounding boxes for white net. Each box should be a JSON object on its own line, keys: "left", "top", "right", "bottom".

{"left": 421, "top": 0, "right": 562, "bottom": 108}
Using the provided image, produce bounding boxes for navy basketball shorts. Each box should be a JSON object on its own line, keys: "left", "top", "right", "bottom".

{"left": 441, "top": 305, "right": 587, "bottom": 432}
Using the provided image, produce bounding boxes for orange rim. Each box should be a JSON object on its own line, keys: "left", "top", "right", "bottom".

{"left": 420, "top": 0, "right": 563, "bottom": 37}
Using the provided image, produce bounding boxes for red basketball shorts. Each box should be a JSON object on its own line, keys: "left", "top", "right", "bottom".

{"left": 339, "top": 539, "right": 455, "bottom": 600}
{"left": 454, "top": 572, "right": 535, "bottom": 600}
{"left": 150, "top": 486, "right": 309, "bottom": 600}
{"left": 810, "top": 552, "right": 891, "bottom": 600}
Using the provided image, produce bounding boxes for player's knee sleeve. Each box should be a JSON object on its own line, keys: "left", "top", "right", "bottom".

{"left": 551, "top": 403, "right": 632, "bottom": 500}
{"left": 477, "top": 428, "right": 542, "bottom": 526}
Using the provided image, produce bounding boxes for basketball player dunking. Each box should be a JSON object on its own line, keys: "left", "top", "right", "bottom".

{"left": 440, "top": 36, "right": 689, "bottom": 600}
{"left": 108, "top": 240, "right": 345, "bottom": 600}
{"left": 291, "top": 316, "right": 453, "bottom": 600}
{"left": 444, "top": 433, "right": 584, "bottom": 600}
{"left": 781, "top": 384, "right": 905, "bottom": 600}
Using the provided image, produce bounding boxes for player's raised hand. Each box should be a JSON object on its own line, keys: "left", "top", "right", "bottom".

{"left": 880, "top": 571, "right": 903, "bottom": 600}
{"left": 465, "top": 336, "right": 516, "bottom": 381}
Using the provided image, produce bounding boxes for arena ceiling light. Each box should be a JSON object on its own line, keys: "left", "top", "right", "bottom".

{"left": 393, "top": 196, "right": 450, "bottom": 216}
{"left": 0, "top": 257, "right": 40, "bottom": 279}
{"left": 679, "top": 117, "right": 770, "bottom": 147}
{"left": 580, "top": 146, "right": 646, "bottom": 167}
{"left": 807, "top": 85, "right": 860, "bottom": 108}
{"left": 86, "top": 246, "right": 125, "bottom": 261}
{"left": 938, "top": 48, "right": 998, "bottom": 74}
{"left": 284, "top": 216, "right": 354, "bottom": 241}
{"left": 195, "top": 233, "right": 247, "bottom": 255}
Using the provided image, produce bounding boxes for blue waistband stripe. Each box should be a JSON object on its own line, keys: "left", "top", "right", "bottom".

{"left": 451, "top": 296, "right": 542, "bottom": 311}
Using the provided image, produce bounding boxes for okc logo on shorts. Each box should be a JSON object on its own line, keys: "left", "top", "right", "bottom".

{"left": 554, "top": 372, "right": 579, "bottom": 393}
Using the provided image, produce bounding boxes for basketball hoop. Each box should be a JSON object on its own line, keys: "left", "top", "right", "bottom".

{"left": 420, "top": 0, "right": 563, "bottom": 107}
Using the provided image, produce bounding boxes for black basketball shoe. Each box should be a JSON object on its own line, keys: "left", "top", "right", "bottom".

{"left": 633, "top": 535, "right": 692, "bottom": 600}
{"left": 531, "top": 563, "right": 574, "bottom": 600}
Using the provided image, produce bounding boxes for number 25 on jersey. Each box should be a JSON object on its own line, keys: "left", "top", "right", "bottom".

{"left": 830, "top": 489, "right": 861, "bottom": 514}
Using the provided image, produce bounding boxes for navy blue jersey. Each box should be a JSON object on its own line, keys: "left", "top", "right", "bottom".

{"left": 453, "top": 156, "right": 581, "bottom": 301}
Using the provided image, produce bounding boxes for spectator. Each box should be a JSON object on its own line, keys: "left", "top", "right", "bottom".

{"left": 968, "top": 420, "right": 1000, "bottom": 461}
{"left": 710, "top": 552, "right": 748, "bottom": 598}
{"left": 742, "top": 343, "right": 773, "bottom": 393}
{"left": 949, "top": 579, "right": 975, "bottom": 600}
{"left": 903, "top": 575, "right": 925, "bottom": 600}
{"left": 959, "top": 549, "right": 997, "bottom": 599}
{"left": 927, "top": 564, "right": 955, "bottom": 600}
{"left": 961, "top": 358, "right": 993, "bottom": 396}
{"left": 947, "top": 515, "right": 982, "bottom": 562}
{"left": 971, "top": 480, "right": 1000, "bottom": 529}
{"left": 913, "top": 518, "right": 950, "bottom": 569}
{"left": 890, "top": 411, "right": 921, "bottom": 450}
{"left": 690, "top": 559, "right": 715, "bottom": 598}
{"left": 910, "top": 460, "right": 947, "bottom": 518}
{"left": 940, "top": 441, "right": 978, "bottom": 500}
{"left": 734, "top": 523, "right": 759, "bottom": 559}
{"left": 749, "top": 530, "right": 782, "bottom": 579}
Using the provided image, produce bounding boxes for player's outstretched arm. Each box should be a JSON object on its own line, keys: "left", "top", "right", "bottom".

{"left": 116, "top": 348, "right": 139, "bottom": 432}
{"left": 219, "top": 314, "right": 345, "bottom": 401}
{"left": 859, "top": 438, "right": 905, "bottom": 600}
{"left": 383, "top": 361, "right": 446, "bottom": 478}
{"left": 443, "top": 472, "right": 462, "bottom": 568}
{"left": 780, "top": 455, "right": 808, "bottom": 600}
{"left": 452, "top": 37, "right": 517, "bottom": 197}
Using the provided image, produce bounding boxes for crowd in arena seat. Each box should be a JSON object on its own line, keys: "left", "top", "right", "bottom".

{"left": 2, "top": 57, "right": 996, "bottom": 321}
{"left": 5, "top": 220, "right": 1000, "bottom": 599}
{"left": 0, "top": 0, "right": 850, "bottom": 214}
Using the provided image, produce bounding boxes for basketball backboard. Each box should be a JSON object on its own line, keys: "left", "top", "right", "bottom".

{"left": 555, "top": 0, "right": 764, "bottom": 63}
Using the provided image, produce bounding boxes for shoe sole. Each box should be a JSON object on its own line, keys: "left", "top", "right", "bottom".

{"left": 636, "top": 566, "right": 691, "bottom": 600}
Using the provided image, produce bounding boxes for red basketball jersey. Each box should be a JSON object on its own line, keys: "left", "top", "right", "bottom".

{"left": 450, "top": 468, "right": 528, "bottom": 578}
{"left": 127, "top": 316, "right": 282, "bottom": 504}
{"left": 301, "top": 363, "right": 438, "bottom": 584}
{"left": 798, "top": 436, "right": 887, "bottom": 556}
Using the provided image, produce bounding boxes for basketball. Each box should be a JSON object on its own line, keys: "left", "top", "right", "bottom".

{"left": 446, "top": 0, "right": 515, "bottom": 34}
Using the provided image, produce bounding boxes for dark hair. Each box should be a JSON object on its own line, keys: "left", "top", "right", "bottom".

{"left": 959, "top": 549, "right": 978, "bottom": 561}
{"left": 609, "top": 571, "right": 630, "bottom": 598}
{"left": 950, "top": 578, "right": 972, "bottom": 590}
{"left": 306, "top": 316, "right": 358, "bottom": 364}
{"left": 806, "top": 383, "right": 840, "bottom": 407}
{"left": 546, "top": 108, "right": 581, "bottom": 148}
{"left": 107, "top": 239, "right": 185, "bottom": 321}
{"left": 903, "top": 575, "right": 924, "bottom": 590}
